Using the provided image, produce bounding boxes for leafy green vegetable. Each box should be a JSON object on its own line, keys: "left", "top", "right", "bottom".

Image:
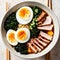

{"left": 29, "top": 6, "right": 41, "bottom": 38}
{"left": 4, "top": 12, "right": 19, "bottom": 31}
{"left": 30, "top": 28, "right": 40, "bottom": 38}
{"left": 15, "top": 43, "right": 28, "bottom": 54}
{"left": 32, "top": 6, "right": 42, "bottom": 18}
{"left": 30, "top": 18, "right": 37, "bottom": 29}
{"left": 30, "top": 17, "right": 40, "bottom": 38}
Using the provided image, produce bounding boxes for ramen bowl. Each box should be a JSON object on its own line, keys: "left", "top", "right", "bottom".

{"left": 1, "top": 1, "right": 59, "bottom": 58}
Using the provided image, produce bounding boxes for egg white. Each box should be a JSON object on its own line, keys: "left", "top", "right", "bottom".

{"left": 16, "top": 6, "right": 33, "bottom": 24}
{"left": 15, "top": 28, "right": 30, "bottom": 43}
{"left": 6, "top": 29, "right": 18, "bottom": 46}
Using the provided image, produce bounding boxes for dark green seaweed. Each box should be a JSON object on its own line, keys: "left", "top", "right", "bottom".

{"left": 15, "top": 43, "right": 28, "bottom": 54}
{"left": 4, "top": 12, "right": 19, "bottom": 31}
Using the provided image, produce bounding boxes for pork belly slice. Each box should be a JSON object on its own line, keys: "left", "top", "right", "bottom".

{"left": 35, "top": 38, "right": 47, "bottom": 47}
{"left": 30, "top": 40, "right": 41, "bottom": 52}
{"left": 41, "top": 16, "right": 52, "bottom": 26}
{"left": 38, "top": 17, "right": 46, "bottom": 25}
{"left": 37, "top": 24, "right": 53, "bottom": 30}
{"left": 32, "top": 39, "right": 44, "bottom": 49}
{"left": 37, "top": 11, "right": 47, "bottom": 21}
{"left": 40, "top": 31, "right": 52, "bottom": 41}
{"left": 38, "top": 35, "right": 50, "bottom": 43}
{"left": 28, "top": 43, "right": 37, "bottom": 53}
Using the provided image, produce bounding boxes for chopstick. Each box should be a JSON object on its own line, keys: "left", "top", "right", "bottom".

{"left": 47, "top": 0, "right": 52, "bottom": 9}
{"left": 6, "top": 2, "right": 10, "bottom": 60}
{"left": 45, "top": 0, "right": 52, "bottom": 60}
{"left": 49, "top": 0, "right": 52, "bottom": 9}
{"left": 6, "top": 2, "right": 9, "bottom": 11}
{"left": 6, "top": 49, "right": 10, "bottom": 60}
{"left": 47, "top": 0, "right": 49, "bottom": 7}
{"left": 45, "top": 52, "right": 50, "bottom": 60}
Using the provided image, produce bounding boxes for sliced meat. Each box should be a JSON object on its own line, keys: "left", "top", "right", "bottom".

{"left": 35, "top": 38, "right": 47, "bottom": 47}
{"left": 38, "top": 35, "right": 50, "bottom": 43}
{"left": 37, "top": 24, "right": 53, "bottom": 30}
{"left": 33, "top": 43, "right": 41, "bottom": 52}
{"left": 28, "top": 43, "right": 37, "bottom": 53}
{"left": 32, "top": 39, "right": 44, "bottom": 49}
{"left": 40, "top": 31, "right": 52, "bottom": 41}
{"left": 37, "top": 11, "right": 47, "bottom": 21}
{"left": 30, "top": 40, "right": 41, "bottom": 52}
{"left": 42, "top": 16, "right": 52, "bottom": 26}
{"left": 38, "top": 17, "right": 46, "bottom": 26}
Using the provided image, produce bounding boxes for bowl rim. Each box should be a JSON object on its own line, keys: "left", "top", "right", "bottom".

{"left": 1, "top": 1, "right": 59, "bottom": 58}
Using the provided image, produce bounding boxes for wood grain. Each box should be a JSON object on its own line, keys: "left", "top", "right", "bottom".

{"left": 6, "top": 2, "right": 10, "bottom": 60}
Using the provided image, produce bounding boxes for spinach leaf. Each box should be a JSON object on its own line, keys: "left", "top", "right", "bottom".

{"left": 4, "top": 12, "right": 19, "bottom": 31}
{"left": 15, "top": 43, "right": 28, "bottom": 54}
{"left": 32, "top": 6, "right": 42, "bottom": 18}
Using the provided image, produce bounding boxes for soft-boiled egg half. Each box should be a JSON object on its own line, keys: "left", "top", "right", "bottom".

{"left": 15, "top": 28, "right": 30, "bottom": 43}
{"left": 6, "top": 30, "right": 18, "bottom": 46}
{"left": 16, "top": 6, "right": 33, "bottom": 24}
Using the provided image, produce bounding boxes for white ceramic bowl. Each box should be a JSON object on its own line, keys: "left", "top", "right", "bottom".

{"left": 1, "top": 1, "right": 59, "bottom": 58}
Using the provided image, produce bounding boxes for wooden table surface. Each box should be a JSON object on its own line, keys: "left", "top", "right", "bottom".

{"left": 0, "top": 0, "right": 60, "bottom": 60}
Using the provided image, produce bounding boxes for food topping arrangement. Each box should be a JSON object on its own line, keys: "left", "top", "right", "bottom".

{"left": 4, "top": 6, "right": 54, "bottom": 54}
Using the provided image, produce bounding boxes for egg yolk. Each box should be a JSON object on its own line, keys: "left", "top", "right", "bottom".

{"left": 47, "top": 31, "right": 53, "bottom": 36}
{"left": 18, "top": 8, "right": 30, "bottom": 20}
{"left": 17, "top": 30, "right": 27, "bottom": 40}
{"left": 8, "top": 32, "right": 16, "bottom": 43}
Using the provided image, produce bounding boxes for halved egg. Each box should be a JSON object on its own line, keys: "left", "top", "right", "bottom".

{"left": 16, "top": 6, "right": 33, "bottom": 24}
{"left": 15, "top": 28, "right": 30, "bottom": 43}
{"left": 6, "top": 29, "right": 18, "bottom": 46}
